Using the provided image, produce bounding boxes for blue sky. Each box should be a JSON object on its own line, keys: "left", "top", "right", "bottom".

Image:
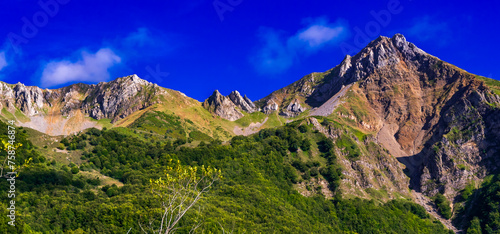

{"left": 0, "top": 0, "right": 498, "bottom": 101}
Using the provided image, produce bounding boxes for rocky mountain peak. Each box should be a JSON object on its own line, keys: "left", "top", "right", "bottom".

{"left": 390, "top": 33, "right": 427, "bottom": 59}
{"left": 391, "top": 33, "right": 407, "bottom": 47}
{"left": 339, "top": 55, "right": 352, "bottom": 77}
{"left": 0, "top": 74, "right": 169, "bottom": 135}
{"left": 229, "top": 90, "right": 241, "bottom": 97}
{"left": 108, "top": 74, "right": 154, "bottom": 89}
{"left": 82, "top": 74, "right": 161, "bottom": 121}
{"left": 203, "top": 89, "right": 258, "bottom": 121}
{"left": 255, "top": 34, "right": 432, "bottom": 117}
{"left": 203, "top": 90, "right": 244, "bottom": 121}
{"left": 228, "top": 90, "right": 257, "bottom": 113}
{"left": 212, "top": 89, "right": 223, "bottom": 98}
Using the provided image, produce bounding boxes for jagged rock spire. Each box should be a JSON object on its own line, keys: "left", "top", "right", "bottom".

{"left": 203, "top": 90, "right": 257, "bottom": 121}
{"left": 228, "top": 90, "right": 256, "bottom": 113}
{"left": 203, "top": 90, "right": 244, "bottom": 121}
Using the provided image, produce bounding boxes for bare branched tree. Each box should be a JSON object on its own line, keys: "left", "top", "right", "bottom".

{"left": 140, "top": 158, "right": 222, "bottom": 234}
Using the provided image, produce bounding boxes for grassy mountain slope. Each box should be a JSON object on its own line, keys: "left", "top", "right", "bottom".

{"left": 0, "top": 120, "right": 450, "bottom": 233}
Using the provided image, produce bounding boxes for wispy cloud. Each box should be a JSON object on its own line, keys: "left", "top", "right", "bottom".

{"left": 123, "top": 28, "right": 154, "bottom": 47}
{"left": 0, "top": 51, "right": 7, "bottom": 71}
{"left": 251, "top": 18, "right": 349, "bottom": 74}
{"left": 252, "top": 28, "right": 295, "bottom": 74}
{"left": 406, "top": 16, "right": 449, "bottom": 42}
{"left": 119, "top": 27, "right": 176, "bottom": 58}
{"left": 41, "top": 48, "right": 121, "bottom": 87}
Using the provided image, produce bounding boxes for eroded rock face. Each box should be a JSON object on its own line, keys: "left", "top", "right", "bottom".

{"left": 262, "top": 100, "right": 279, "bottom": 114}
{"left": 81, "top": 75, "right": 162, "bottom": 122}
{"left": 280, "top": 99, "right": 305, "bottom": 117}
{"left": 414, "top": 84, "right": 500, "bottom": 199}
{"left": 332, "top": 34, "right": 500, "bottom": 204}
{"left": 305, "top": 117, "right": 411, "bottom": 199}
{"left": 0, "top": 74, "right": 166, "bottom": 135}
{"left": 228, "top": 91, "right": 256, "bottom": 113}
{"left": 203, "top": 90, "right": 258, "bottom": 121}
{"left": 203, "top": 90, "right": 244, "bottom": 121}
{"left": 0, "top": 82, "right": 46, "bottom": 116}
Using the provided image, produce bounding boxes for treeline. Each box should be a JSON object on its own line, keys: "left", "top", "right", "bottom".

{"left": 0, "top": 119, "right": 450, "bottom": 233}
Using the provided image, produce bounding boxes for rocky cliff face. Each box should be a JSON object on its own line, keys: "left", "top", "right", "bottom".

{"left": 255, "top": 34, "right": 428, "bottom": 117}
{"left": 304, "top": 117, "right": 412, "bottom": 200}
{"left": 203, "top": 90, "right": 256, "bottom": 121}
{"left": 0, "top": 74, "right": 167, "bottom": 135}
{"left": 81, "top": 75, "right": 165, "bottom": 121}
{"left": 317, "top": 34, "right": 500, "bottom": 206}
{"left": 415, "top": 81, "right": 500, "bottom": 197}
{"left": 0, "top": 82, "right": 45, "bottom": 117}
{"left": 228, "top": 91, "right": 257, "bottom": 113}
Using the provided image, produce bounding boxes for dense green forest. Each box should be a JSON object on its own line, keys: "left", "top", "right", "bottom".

{"left": 0, "top": 120, "right": 451, "bottom": 233}
{"left": 457, "top": 173, "right": 500, "bottom": 233}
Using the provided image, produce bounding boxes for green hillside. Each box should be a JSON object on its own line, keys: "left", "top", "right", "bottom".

{"left": 0, "top": 119, "right": 450, "bottom": 233}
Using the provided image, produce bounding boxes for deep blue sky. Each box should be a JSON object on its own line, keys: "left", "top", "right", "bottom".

{"left": 0, "top": 0, "right": 498, "bottom": 101}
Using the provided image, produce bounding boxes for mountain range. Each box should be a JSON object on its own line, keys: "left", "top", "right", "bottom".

{"left": 1, "top": 34, "right": 500, "bottom": 232}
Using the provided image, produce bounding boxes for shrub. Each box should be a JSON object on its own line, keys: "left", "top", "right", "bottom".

{"left": 298, "top": 125, "right": 308, "bottom": 133}
{"left": 292, "top": 160, "right": 307, "bottom": 172}
{"left": 71, "top": 166, "right": 80, "bottom": 174}
{"left": 318, "top": 138, "right": 334, "bottom": 153}
{"left": 434, "top": 193, "right": 452, "bottom": 219}
{"left": 301, "top": 139, "right": 311, "bottom": 151}
{"left": 310, "top": 167, "right": 319, "bottom": 177}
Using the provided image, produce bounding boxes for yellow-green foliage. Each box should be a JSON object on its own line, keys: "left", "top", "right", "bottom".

{"left": 96, "top": 118, "right": 113, "bottom": 129}
{"left": 336, "top": 134, "right": 361, "bottom": 161}
{"left": 14, "top": 109, "right": 30, "bottom": 123}
{"left": 235, "top": 111, "right": 267, "bottom": 127}
{"left": 1, "top": 108, "right": 15, "bottom": 120}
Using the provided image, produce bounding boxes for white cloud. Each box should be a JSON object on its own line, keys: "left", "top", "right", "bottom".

{"left": 0, "top": 51, "right": 7, "bottom": 71}
{"left": 252, "top": 18, "right": 349, "bottom": 74}
{"left": 41, "top": 48, "right": 121, "bottom": 87}
{"left": 297, "top": 24, "right": 347, "bottom": 48}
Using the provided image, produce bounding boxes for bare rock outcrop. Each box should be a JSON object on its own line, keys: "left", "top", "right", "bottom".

{"left": 280, "top": 99, "right": 305, "bottom": 117}
{"left": 203, "top": 90, "right": 258, "bottom": 121}
{"left": 81, "top": 74, "right": 161, "bottom": 121}
{"left": 228, "top": 90, "right": 256, "bottom": 113}
{"left": 0, "top": 74, "right": 166, "bottom": 135}
{"left": 203, "top": 90, "right": 244, "bottom": 121}
{"left": 262, "top": 99, "right": 279, "bottom": 114}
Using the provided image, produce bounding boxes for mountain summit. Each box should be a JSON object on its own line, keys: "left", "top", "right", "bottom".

{"left": 254, "top": 34, "right": 430, "bottom": 117}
